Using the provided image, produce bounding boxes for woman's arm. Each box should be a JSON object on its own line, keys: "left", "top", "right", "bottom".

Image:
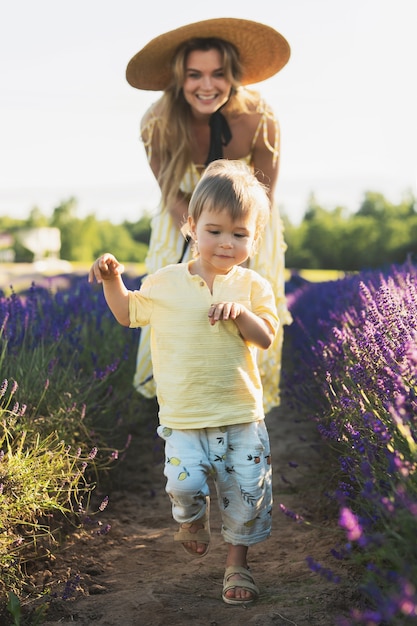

{"left": 141, "top": 107, "right": 189, "bottom": 229}
{"left": 251, "top": 108, "right": 280, "bottom": 203}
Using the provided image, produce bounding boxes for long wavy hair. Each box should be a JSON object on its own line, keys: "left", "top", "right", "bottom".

{"left": 141, "top": 38, "right": 262, "bottom": 210}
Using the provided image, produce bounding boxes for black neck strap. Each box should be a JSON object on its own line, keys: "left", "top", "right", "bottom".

{"left": 205, "top": 108, "right": 232, "bottom": 166}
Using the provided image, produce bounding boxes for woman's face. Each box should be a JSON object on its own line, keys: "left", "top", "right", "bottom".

{"left": 182, "top": 48, "right": 232, "bottom": 117}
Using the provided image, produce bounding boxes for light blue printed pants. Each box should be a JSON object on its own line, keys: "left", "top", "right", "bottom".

{"left": 157, "top": 420, "right": 273, "bottom": 546}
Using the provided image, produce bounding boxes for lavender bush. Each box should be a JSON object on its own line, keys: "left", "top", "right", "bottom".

{"left": 0, "top": 272, "right": 141, "bottom": 599}
{"left": 285, "top": 261, "right": 417, "bottom": 624}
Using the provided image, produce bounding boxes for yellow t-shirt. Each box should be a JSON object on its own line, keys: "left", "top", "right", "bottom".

{"left": 128, "top": 262, "right": 279, "bottom": 429}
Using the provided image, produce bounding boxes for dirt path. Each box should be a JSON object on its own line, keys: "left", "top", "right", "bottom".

{"left": 24, "top": 385, "right": 355, "bottom": 626}
{"left": 0, "top": 267, "right": 356, "bottom": 624}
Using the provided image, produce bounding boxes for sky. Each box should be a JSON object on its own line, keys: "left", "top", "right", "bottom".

{"left": 1, "top": 0, "right": 416, "bottom": 226}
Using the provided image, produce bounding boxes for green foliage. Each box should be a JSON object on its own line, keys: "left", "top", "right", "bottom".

{"left": 6, "top": 590, "right": 47, "bottom": 626}
{"left": 123, "top": 214, "right": 152, "bottom": 246}
{"left": 0, "top": 199, "right": 151, "bottom": 265}
{"left": 47, "top": 199, "right": 150, "bottom": 263}
{"left": 26, "top": 208, "right": 49, "bottom": 229}
{"left": 0, "top": 217, "right": 26, "bottom": 231}
{"left": 92, "top": 219, "right": 148, "bottom": 263}
{"left": 6, "top": 591, "right": 21, "bottom": 625}
{"left": 12, "top": 241, "right": 34, "bottom": 263}
{"left": 0, "top": 394, "right": 106, "bottom": 603}
{"left": 0, "top": 415, "right": 98, "bottom": 588}
{"left": 284, "top": 189, "right": 417, "bottom": 271}
{"left": 2, "top": 188, "right": 416, "bottom": 269}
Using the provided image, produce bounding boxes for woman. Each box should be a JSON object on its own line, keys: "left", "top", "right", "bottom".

{"left": 126, "top": 17, "right": 293, "bottom": 412}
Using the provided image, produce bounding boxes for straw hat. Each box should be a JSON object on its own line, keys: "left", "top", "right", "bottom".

{"left": 126, "top": 18, "right": 290, "bottom": 91}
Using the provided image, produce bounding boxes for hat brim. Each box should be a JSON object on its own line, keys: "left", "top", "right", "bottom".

{"left": 126, "top": 18, "right": 290, "bottom": 91}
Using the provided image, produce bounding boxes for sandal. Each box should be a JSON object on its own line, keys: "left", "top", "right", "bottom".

{"left": 222, "top": 566, "right": 259, "bottom": 605}
{"left": 173, "top": 497, "right": 210, "bottom": 558}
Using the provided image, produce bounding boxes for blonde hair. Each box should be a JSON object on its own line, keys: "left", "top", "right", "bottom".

{"left": 185, "top": 159, "right": 270, "bottom": 255}
{"left": 141, "top": 38, "right": 262, "bottom": 210}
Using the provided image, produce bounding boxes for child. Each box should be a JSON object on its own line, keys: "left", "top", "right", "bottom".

{"left": 88, "top": 159, "right": 279, "bottom": 605}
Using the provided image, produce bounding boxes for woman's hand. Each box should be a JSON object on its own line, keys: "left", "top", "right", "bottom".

{"left": 88, "top": 253, "right": 125, "bottom": 284}
{"left": 168, "top": 192, "right": 191, "bottom": 230}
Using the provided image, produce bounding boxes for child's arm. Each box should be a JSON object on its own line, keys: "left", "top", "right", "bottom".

{"left": 88, "top": 253, "right": 130, "bottom": 327}
{"left": 208, "top": 302, "right": 276, "bottom": 350}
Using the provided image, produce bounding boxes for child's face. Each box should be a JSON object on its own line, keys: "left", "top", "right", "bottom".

{"left": 188, "top": 207, "right": 257, "bottom": 274}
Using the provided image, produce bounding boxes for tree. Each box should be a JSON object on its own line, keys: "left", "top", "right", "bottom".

{"left": 123, "top": 214, "right": 152, "bottom": 246}
{"left": 50, "top": 198, "right": 78, "bottom": 229}
{"left": 26, "top": 207, "right": 49, "bottom": 229}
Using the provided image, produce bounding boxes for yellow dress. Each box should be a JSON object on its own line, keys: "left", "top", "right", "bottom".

{"left": 134, "top": 101, "right": 293, "bottom": 412}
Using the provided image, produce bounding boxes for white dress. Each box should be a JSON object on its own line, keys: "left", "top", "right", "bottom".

{"left": 134, "top": 100, "right": 292, "bottom": 412}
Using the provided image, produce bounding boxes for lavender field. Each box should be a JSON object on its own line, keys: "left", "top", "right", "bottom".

{"left": 1, "top": 261, "right": 417, "bottom": 624}
{"left": 285, "top": 260, "right": 417, "bottom": 624}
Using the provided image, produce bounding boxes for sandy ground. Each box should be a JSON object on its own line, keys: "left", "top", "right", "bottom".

{"left": 23, "top": 394, "right": 357, "bottom": 626}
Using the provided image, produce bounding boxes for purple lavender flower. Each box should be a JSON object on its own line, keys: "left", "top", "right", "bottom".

{"left": 62, "top": 574, "right": 80, "bottom": 600}
{"left": 306, "top": 556, "right": 341, "bottom": 583}
{"left": 339, "top": 507, "right": 363, "bottom": 542}
{"left": 98, "top": 496, "right": 109, "bottom": 511}
{"left": 96, "top": 523, "right": 111, "bottom": 535}
{"left": 0, "top": 379, "right": 7, "bottom": 398}
{"left": 279, "top": 503, "right": 305, "bottom": 523}
{"left": 88, "top": 447, "right": 98, "bottom": 460}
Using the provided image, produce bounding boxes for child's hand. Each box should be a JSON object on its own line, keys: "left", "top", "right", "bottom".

{"left": 208, "top": 302, "right": 243, "bottom": 326}
{"left": 88, "top": 253, "right": 125, "bottom": 284}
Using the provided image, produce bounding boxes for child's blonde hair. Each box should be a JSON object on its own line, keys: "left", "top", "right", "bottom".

{"left": 185, "top": 160, "right": 270, "bottom": 255}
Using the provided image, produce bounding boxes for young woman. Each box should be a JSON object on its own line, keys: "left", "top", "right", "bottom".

{"left": 126, "top": 17, "right": 292, "bottom": 412}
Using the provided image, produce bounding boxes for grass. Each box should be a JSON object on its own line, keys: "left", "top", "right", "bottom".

{"left": 286, "top": 268, "right": 347, "bottom": 282}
